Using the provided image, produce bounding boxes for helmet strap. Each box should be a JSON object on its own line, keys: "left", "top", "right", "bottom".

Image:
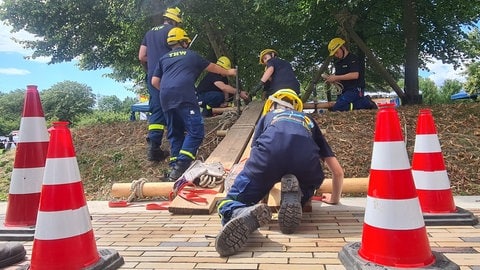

{"left": 268, "top": 96, "right": 294, "bottom": 110}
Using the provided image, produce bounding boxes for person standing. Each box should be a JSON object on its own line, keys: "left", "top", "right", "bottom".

{"left": 252, "top": 49, "right": 301, "bottom": 98}
{"left": 196, "top": 56, "right": 249, "bottom": 116}
{"left": 324, "top": 37, "right": 377, "bottom": 111}
{"left": 151, "top": 27, "right": 237, "bottom": 181}
{"left": 138, "top": 7, "right": 182, "bottom": 162}
{"left": 214, "top": 89, "right": 344, "bottom": 257}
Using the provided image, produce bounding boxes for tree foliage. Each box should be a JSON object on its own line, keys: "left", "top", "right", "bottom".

{"left": 41, "top": 81, "right": 96, "bottom": 123}
{"left": 0, "top": 89, "right": 24, "bottom": 135}
{"left": 97, "top": 95, "right": 122, "bottom": 112}
{"left": 2, "top": 0, "right": 479, "bottom": 103}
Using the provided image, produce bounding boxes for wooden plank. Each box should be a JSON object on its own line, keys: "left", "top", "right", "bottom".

{"left": 168, "top": 101, "right": 263, "bottom": 215}
{"left": 233, "top": 101, "right": 263, "bottom": 127}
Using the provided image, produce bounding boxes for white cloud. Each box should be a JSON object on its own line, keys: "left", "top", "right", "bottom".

{"left": 0, "top": 21, "right": 38, "bottom": 55}
{"left": 422, "top": 59, "right": 466, "bottom": 87}
{"left": 0, "top": 68, "right": 30, "bottom": 75}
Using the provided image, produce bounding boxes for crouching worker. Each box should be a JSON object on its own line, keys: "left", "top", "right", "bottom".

{"left": 215, "top": 89, "right": 344, "bottom": 257}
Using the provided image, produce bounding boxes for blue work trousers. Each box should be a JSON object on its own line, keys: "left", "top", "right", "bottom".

{"left": 218, "top": 132, "right": 324, "bottom": 225}
{"left": 198, "top": 91, "right": 224, "bottom": 109}
{"left": 332, "top": 88, "right": 371, "bottom": 111}
{"left": 164, "top": 104, "right": 204, "bottom": 164}
{"left": 146, "top": 76, "right": 166, "bottom": 144}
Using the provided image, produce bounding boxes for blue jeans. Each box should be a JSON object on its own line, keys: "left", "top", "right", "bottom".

{"left": 164, "top": 104, "right": 204, "bottom": 164}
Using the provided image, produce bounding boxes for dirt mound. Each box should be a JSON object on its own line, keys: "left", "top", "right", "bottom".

{"left": 72, "top": 102, "right": 480, "bottom": 200}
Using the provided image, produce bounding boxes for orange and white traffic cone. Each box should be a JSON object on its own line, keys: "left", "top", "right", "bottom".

{"left": 28, "top": 121, "right": 124, "bottom": 270}
{"left": 339, "top": 104, "right": 458, "bottom": 269}
{"left": 412, "top": 109, "right": 478, "bottom": 226}
{"left": 1, "top": 85, "right": 49, "bottom": 241}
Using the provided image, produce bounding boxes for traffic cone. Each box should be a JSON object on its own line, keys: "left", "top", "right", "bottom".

{"left": 339, "top": 104, "right": 459, "bottom": 269}
{"left": 412, "top": 109, "right": 478, "bottom": 226}
{"left": 0, "top": 85, "right": 49, "bottom": 241}
{"left": 28, "top": 121, "right": 124, "bottom": 270}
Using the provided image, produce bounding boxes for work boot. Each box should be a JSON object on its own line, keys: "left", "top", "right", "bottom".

{"left": 146, "top": 138, "right": 169, "bottom": 162}
{"left": 168, "top": 160, "right": 192, "bottom": 182}
{"left": 215, "top": 204, "right": 271, "bottom": 257}
{"left": 365, "top": 95, "right": 378, "bottom": 109}
{"left": 278, "top": 174, "right": 302, "bottom": 234}
{"left": 0, "top": 242, "right": 26, "bottom": 268}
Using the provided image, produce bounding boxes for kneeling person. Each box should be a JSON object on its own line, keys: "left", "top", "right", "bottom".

{"left": 215, "top": 89, "right": 344, "bottom": 257}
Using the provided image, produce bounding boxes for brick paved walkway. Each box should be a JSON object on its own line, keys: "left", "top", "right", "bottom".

{"left": 2, "top": 197, "right": 479, "bottom": 270}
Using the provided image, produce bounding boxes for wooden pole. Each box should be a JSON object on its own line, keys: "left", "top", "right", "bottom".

{"left": 111, "top": 182, "right": 173, "bottom": 198}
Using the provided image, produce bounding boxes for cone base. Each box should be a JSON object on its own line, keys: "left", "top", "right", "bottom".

{"left": 424, "top": 207, "right": 479, "bottom": 226}
{"left": 339, "top": 242, "right": 460, "bottom": 270}
{"left": 0, "top": 221, "right": 35, "bottom": 241}
{"left": 21, "top": 249, "right": 124, "bottom": 270}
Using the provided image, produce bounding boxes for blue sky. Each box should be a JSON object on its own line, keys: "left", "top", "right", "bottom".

{"left": 0, "top": 21, "right": 136, "bottom": 101}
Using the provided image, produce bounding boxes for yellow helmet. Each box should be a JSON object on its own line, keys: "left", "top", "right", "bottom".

{"left": 262, "top": 89, "right": 303, "bottom": 115}
{"left": 258, "top": 48, "right": 278, "bottom": 64}
{"left": 328, "top": 37, "right": 345, "bottom": 56}
{"left": 164, "top": 7, "right": 182, "bottom": 23}
{"left": 216, "top": 56, "right": 231, "bottom": 69}
{"left": 167, "top": 27, "right": 191, "bottom": 46}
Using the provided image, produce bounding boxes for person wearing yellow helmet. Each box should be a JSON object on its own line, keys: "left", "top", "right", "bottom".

{"left": 138, "top": 6, "right": 183, "bottom": 162}
{"left": 151, "top": 27, "right": 237, "bottom": 181}
{"left": 196, "top": 56, "right": 249, "bottom": 116}
{"left": 252, "top": 49, "right": 301, "bottom": 99}
{"left": 215, "top": 89, "right": 344, "bottom": 257}
{"left": 324, "top": 37, "right": 377, "bottom": 111}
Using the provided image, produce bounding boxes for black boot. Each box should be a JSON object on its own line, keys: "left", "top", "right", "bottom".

{"left": 0, "top": 242, "right": 26, "bottom": 268}
{"left": 168, "top": 160, "right": 192, "bottom": 181}
{"left": 147, "top": 138, "right": 169, "bottom": 161}
{"left": 278, "top": 174, "right": 302, "bottom": 234}
{"left": 215, "top": 204, "right": 271, "bottom": 257}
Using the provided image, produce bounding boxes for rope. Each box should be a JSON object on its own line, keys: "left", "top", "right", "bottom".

{"left": 127, "top": 178, "right": 147, "bottom": 202}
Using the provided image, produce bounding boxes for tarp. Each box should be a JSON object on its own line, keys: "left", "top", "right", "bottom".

{"left": 131, "top": 102, "right": 149, "bottom": 112}
{"left": 130, "top": 102, "right": 149, "bottom": 121}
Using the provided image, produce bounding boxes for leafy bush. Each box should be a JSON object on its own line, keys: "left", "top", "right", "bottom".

{"left": 76, "top": 111, "right": 131, "bottom": 127}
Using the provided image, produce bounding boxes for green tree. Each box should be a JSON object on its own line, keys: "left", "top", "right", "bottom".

{"left": 41, "top": 81, "right": 96, "bottom": 123}
{"left": 462, "top": 29, "right": 480, "bottom": 94}
{"left": 97, "top": 95, "right": 122, "bottom": 112}
{"left": 2, "top": 0, "right": 479, "bottom": 104}
{"left": 418, "top": 77, "right": 439, "bottom": 105}
{"left": 121, "top": 96, "right": 137, "bottom": 113}
{"left": 439, "top": 79, "right": 463, "bottom": 103}
{"left": 0, "top": 89, "right": 25, "bottom": 135}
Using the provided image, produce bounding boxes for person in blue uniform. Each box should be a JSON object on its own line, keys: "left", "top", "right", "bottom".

{"left": 252, "top": 49, "right": 301, "bottom": 98}
{"left": 324, "top": 37, "right": 377, "bottom": 111}
{"left": 138, "top": 7, "right": 182, "bottom": 162}
{"left": 196, "top": 56, "right": 249, "bottom": 116}
{"left": 214, "top": 89, "right": 344, "bottom": 257}
{"left": 151, "top": 27, "right": 237, "bottom": 181}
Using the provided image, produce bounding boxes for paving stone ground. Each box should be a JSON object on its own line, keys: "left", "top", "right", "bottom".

{"left": 2, "top": 197, "right": 479, "bottom": 270}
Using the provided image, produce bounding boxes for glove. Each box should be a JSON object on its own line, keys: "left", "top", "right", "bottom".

{"left": 251, "top": 81, "right": 264, "bottom": 95}
{"left": 197, "top": 162, "right": 225, "bottom": 188}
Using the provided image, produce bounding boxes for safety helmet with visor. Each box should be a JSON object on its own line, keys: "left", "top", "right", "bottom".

{"left": 167, "top": 27, "right": 191, "bottom": 46}
{"left": 328, "top": 37, "right": 346, "bottom": 56}
{"left": 164, "top": 7, "right": 182, "bottom": 23}
{"left": 216, "top": 56, "right": 231, "bottom": 69}
{"left": 259, "top": 49, "right": 278, "bottom": 64}
{"left": 262, "top": 89, "right": 303, "bottom": 115}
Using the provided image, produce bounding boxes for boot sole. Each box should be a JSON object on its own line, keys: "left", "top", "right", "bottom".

{"left": 278, "top": 174, "right": 302, "bottom": 234}
{"left": 215, "top": 204, "right": 271, "bottom": 257}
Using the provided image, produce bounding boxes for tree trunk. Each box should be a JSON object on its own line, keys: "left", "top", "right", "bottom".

{"left": 403, "top": 0, "right": 422, "bottom": 104}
